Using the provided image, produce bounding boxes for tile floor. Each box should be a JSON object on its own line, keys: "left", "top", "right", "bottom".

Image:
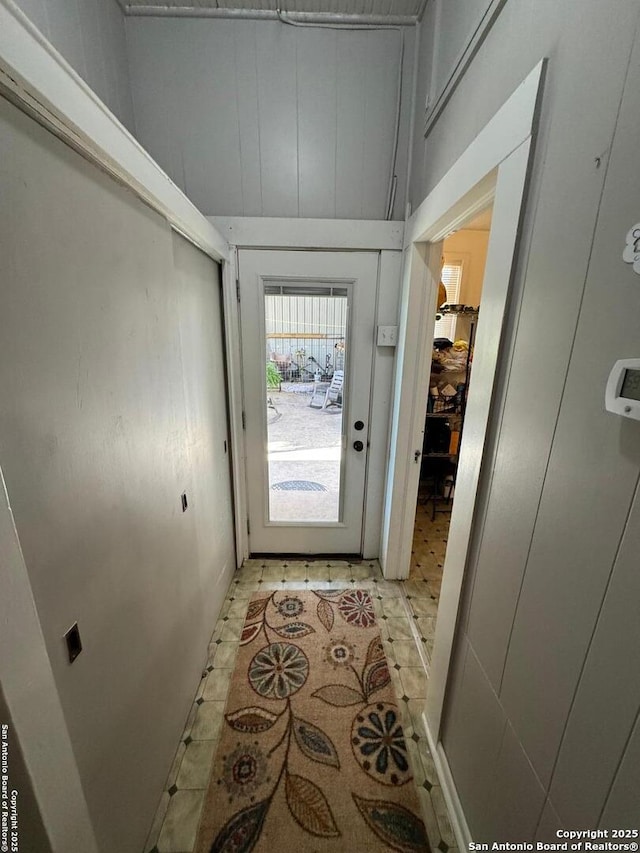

{"left": 406, "top": 501, "right": 450, "bottom": 667}
{"left": 143, "top": 553, "right": 456, "bottom": 853}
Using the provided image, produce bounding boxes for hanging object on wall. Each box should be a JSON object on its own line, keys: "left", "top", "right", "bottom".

{"left": 622, "top": 223, "right": 640, "bottom": 274}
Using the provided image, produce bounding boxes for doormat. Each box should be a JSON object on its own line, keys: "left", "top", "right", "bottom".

{"left": 194, "top": 589, "right": 431, "bottom": 853}
{"left": 271, "top": 480, "right": 327, "bottom": 492}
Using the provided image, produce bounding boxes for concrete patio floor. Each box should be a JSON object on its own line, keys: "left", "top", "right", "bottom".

{"left": 267, "top": 387, "right": 342, "bottom": 521}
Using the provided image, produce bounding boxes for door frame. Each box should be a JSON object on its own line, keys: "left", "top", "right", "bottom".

{"left": 214, "top": 218, "right": 404, "bottom": 567}
{"left": 380, "top": 61, "right": 546, "bottom": 846}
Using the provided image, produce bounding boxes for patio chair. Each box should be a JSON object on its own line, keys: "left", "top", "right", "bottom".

{"left": 322, "top": 369, "right": 343, "bottom": 409}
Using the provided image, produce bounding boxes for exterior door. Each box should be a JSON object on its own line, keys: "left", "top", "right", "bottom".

{"left": 238, "top": 250, "right": 378, "bottom": 554}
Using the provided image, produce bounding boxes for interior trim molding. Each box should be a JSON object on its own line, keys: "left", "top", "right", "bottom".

{"left": 0, "top": 0, "right": 228, "bottom": 262}
{"left": 211, "top": 217, "right": 404, "bottom": 251}
{"left": 423, "top": 710, "right": 473, "bottom": 850}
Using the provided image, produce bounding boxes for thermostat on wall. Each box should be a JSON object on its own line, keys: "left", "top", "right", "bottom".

{"left": 605, "top": 359, "right": 640, "bottom": 420}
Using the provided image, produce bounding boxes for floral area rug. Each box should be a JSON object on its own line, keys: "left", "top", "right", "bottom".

{"left": 195, "top": 589, "right": 431, "bottom": 853}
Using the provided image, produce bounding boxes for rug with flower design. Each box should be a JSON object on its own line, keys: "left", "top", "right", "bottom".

{"left": 194, "top": 589, "right": 431, "bottom": 853}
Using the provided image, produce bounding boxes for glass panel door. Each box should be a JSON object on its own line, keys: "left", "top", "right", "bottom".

{"left": 264, "top": 285, "right": 348, "bottom": 523}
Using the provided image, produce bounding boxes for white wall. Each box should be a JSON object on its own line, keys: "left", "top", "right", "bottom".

{"left": 0, "top": 96, "right": 235, "bottom": 852}
{"left": 12, "top": 0, "right": 135, "bottom": 131}
{"left": 125, "top": 17, "right": 414, "bottom": 219}
{"left": 408, "top": 0, "right": 640, "bottom": 839}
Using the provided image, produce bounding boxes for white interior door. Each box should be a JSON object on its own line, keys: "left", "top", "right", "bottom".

{"left": 239, "top": 250, "right": 378, "bottom": 554}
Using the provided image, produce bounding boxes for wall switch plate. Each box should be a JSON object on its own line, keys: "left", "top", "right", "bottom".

{"left": 64, "top": 622, "right": 82, "bottom": 663}
{"left": 377, "top": 325, "right": 398, "bottom": 346}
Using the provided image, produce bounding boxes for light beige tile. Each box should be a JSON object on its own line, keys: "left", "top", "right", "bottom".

{"left": 305, "top": 579, "right": 335, "bottom": 590}
{"left": 392, "top": 640, "right": 423, "bottom": 667}
{"left": 406, "top": 737, "right": 426, "bottom": 787}
{"left": 382, "top": 597, "right": 408, "bottom": 618}
{"left": 410, "top": 597, "right": 438, "bottom": 617}
{"left": 375, "top": 580, "right": 403, "bottom": 596}
{"left": 403, "top": 580, "right": 432, "bottom": 598}
{"left": 144, "top": 791, "right": 170, "bottom": 853}
{"left": 226, "top": 599, "right": 250, "bottom": 619}
{"left": 202, "top": 668, "right": 232, "bottom": 702}
{"left": 431, "top": 785, "right": 457, "bottom": 847}
{"left": 280, "top": 580, "right": 308, "bottom": 590}
{"left": 389, "top": 666, "right": 404, "bottom": 701}
{"left": 386, "top": 617, "right": 414, "bottom": 640}
{"left": 283, "top": 564, "right": 307, "bottom": 580}
{"left": 400, "top": 667, "right": 428, "bottom": 699}
{"left": 417, "top": 737, "right": 439, "bottom": 788}
{"left": 232, "top": 582, "right": 260, "bottom": 600}
{"left": 211, "top": 642, "right": 239, "bottom": 669}
{"left": 350, "top": 564, "right": 375, "bottom": 580}
{"left": 329, "top": 565, "right": 353, "bottom": 581}
{"left": 418, "top": 787, "right": 442, "bottom": 850}
{"left": 415, "top": 616, "right": 437, "bottom": 639}
{"left": 261, "top": 565, "right": 286, "bottom": 582}
{"left": 235, "top": 564, "right": 263, "bottom": 581}
{"left": 157, "top": 789, "right": 204, "bottom": 853}
{"left": 382, "top": 639, "right": 396, "bottom": 666}
{"left": 190, "top": 701, "right": 225, "bottom": 741}
{"left": 176, "top": 740, "right": 216, "bottom": 790}
{"left": 220, "top": 619, "right": 244, "bottom": 641}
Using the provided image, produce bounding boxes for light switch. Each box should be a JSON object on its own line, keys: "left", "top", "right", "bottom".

{"left": 377, "top": 325, "right": 398, "bottom": 347}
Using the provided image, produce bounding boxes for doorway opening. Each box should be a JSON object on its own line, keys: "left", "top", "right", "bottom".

{"left": 407, "top": 206, "right": 494, "bottom": 668}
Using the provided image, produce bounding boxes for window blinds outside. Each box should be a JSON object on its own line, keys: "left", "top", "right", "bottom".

{"left": 434, "top": 260, "right": 463, "bottom": 341}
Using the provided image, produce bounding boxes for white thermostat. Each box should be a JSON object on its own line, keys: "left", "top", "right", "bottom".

{"left": 605, "top": 359, "right": 640, "bottom": 420}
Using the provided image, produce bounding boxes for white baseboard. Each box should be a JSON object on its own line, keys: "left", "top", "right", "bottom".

{"left": 423, "top": 711, "right": 473, "bottom": 851}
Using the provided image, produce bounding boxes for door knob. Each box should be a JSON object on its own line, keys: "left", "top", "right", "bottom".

{"left": 353, "top": 440, "right": 364, "bottom": 452}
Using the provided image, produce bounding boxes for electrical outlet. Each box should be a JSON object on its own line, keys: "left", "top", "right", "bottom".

{"left": 64, "top": 622, "right": 82, "bottom": 663}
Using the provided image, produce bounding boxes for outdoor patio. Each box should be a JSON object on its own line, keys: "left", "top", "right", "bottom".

{"left": 267, "top": 385, "right": 343, "bottom": 522}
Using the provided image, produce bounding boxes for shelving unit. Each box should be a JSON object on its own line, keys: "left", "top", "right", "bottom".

{"left": 420, "top": 306, "right": 479, "bottom": 519}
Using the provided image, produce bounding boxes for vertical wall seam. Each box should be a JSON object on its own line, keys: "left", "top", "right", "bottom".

{"left": 232, "top": 25, "right": 246, "bottom": 215}
{"left": 253, "top": 22, "right": 264, "bottom": 216}
{"left": 333, "top": 30, "right": 338, "bottom": 218}
{"left": 295, "top": 30, "right": 300, "bottom": 217}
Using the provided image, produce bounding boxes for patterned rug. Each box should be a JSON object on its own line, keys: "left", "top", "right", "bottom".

{"left": 194, "top": 589, "right": 431, "bottom": 852}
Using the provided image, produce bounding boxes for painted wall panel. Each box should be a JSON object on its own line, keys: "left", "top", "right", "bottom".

{"left": 548, "top": 482, "right": 640, "bottom": 826}
{"left": 442, "top": 641, "right": 506, "bottom": 838}
{"left": 255, "top": 23, "right": 301, "bottom": 216}
{"left": 406, "top": 0, "right": 640, "bottom": 838}
{"left": 12, "top": 0, "right": 135, "bottom": 131}
{"left": 481, "top": 722, "right": 546, "bottom": 842}
{"left": 125, "top": 17, "right": 414, "bottom": 219}
{"left": 0, "top": 97, "right": 234, "bottom": 853}
{"left": 233, "top": 23, "right": 263, "bottom": 216}
{"left": 297, "top": 29, "right": 337, "bottom": 218}
{"left": 335, "top": 31, "right": 368, "bottom": 218}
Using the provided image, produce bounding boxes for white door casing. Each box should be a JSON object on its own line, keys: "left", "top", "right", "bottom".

{"left": 238, "top": 249, "right": 379, "bottom": 554}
